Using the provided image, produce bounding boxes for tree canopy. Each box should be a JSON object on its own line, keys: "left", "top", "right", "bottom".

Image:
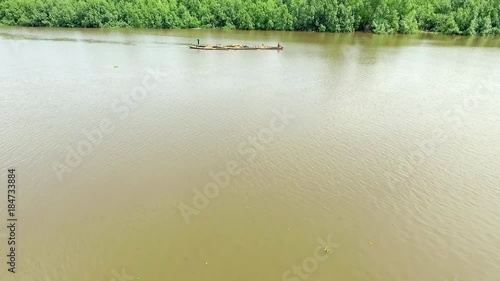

{"left": 0, "top": 0, "right": 498, "bottom": 35}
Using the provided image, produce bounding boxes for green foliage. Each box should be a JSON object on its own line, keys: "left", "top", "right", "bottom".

{"left": 372, "top": 0, "right": 400, "bottom": 34}
{"left": 0, "top": 0, "right": 498, "bottom": 35}
{"left": 436, "top": 13, "right": 460, "bottom": 34}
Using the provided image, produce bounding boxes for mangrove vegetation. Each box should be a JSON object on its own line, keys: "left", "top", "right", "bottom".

{"left": 0, "top": 0, "right": 499, "bottom": 35}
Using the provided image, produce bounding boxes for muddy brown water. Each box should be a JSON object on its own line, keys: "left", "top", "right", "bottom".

{"left": 0, "top": 27, "right": 499, "bottom": 281}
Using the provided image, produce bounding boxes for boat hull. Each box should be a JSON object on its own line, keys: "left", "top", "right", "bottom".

{"left": 189, "top": 44, "right": 283, "bottom": 50}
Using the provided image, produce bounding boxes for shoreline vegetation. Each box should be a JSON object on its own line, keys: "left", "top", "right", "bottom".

{"left": 0, "top": 0, "right": 499, "bottom": 36}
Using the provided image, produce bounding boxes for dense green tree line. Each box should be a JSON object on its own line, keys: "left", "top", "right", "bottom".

{"left": 0, "top": 0, "right": 498, "bottom": 35}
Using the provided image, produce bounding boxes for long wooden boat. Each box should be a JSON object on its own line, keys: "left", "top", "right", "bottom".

{"left": 189, "top": 44, "right": 283, "bottom": 50}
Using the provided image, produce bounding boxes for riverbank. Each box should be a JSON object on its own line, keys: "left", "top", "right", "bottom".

{"left": 1, "top": 24, "right": 500, "bottom": 41}
{"left": 0, "top": 0, "right": 499, "bottom": 36}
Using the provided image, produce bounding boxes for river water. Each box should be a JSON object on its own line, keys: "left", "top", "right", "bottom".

{"left": 0, "top": 27, "right": 499, "bottom": 281}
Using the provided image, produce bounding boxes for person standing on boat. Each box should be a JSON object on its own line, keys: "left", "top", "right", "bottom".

{"left": 278, "top": 42, "right": 281, "bottom": 48}
{"left": 196, "top": 38, "right": 200, "bottom": 45}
